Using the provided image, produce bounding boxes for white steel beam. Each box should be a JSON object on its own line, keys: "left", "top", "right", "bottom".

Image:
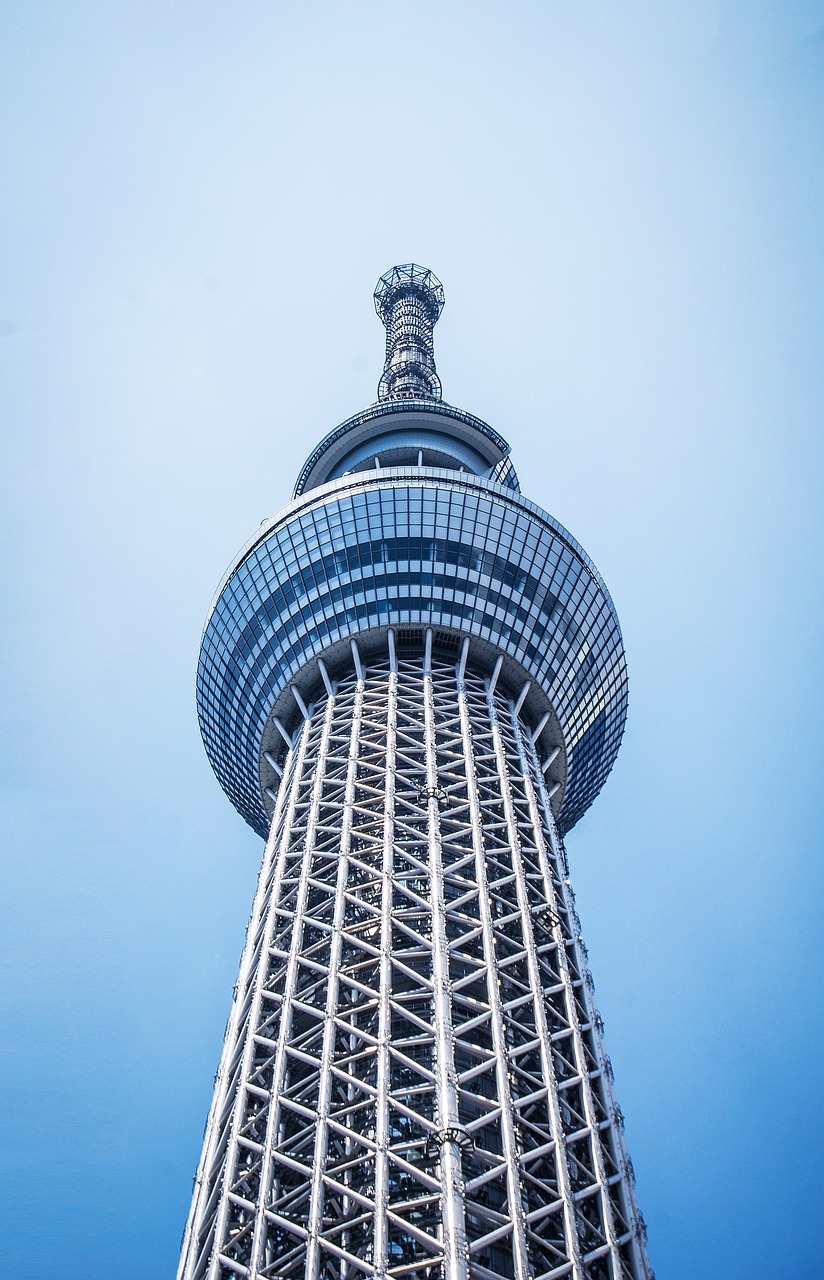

{"left": 457, "top": 680, "right": 530, "bottom": 1280}
{"left": 423, "top": 636, "right": 469, "bottom": 1280}
{"left": 304, "top": 671, "right": 364, "bottom": 1280}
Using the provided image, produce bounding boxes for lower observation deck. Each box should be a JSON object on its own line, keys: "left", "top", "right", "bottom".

{"left": 197, "top": 468, "right": 628, "bottom": 838}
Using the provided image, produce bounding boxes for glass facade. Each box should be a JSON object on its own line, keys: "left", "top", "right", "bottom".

{"left": 197, "top": 465, "right": 627, "bottom": 840}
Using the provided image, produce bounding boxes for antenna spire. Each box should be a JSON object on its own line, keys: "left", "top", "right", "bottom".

{"left": 374, "top": 264, "right": 445, "bottom": 402}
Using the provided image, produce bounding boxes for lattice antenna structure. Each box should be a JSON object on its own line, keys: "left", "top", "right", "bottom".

{"left": 180, "top": 267, "right": 653, "bottom": 1280}
{"left": 374, "top": 263, "right": 445, "bottom": 402}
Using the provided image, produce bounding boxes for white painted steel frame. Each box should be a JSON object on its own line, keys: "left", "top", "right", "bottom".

{"left": 179, "top": 632, "right": 651, "bottom": 1280}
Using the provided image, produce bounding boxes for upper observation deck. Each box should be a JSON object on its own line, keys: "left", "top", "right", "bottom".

{"left": 296, "top": 264, "right": 519, "bottom": 498}
{"left": 293, "top": 399, "right": 521, "bottom": 498}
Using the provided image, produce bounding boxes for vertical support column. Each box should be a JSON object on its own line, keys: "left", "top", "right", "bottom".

{"left": 512, "top": 709, "right": 651, "bottom": 1280}
{"left": 484, "top": 689, "right": 585, "bottom": 1280}
{"left": 373, "top": 635, "right": 398, "bottom": 1278}
{"left": 524, "top": 731, "right": 653, "bottom": 1280}
{"left": 177, "top": 741, "right": 302, "bottom": 1280}
{"left": 200, "top": 704, "right": 319, "bottom": 1280}
{"left": 305, "top": 659, "right": 367, "bottom": 1280}
{"left": 456, "top": 663, "right": 531, "bottom": 1280}
{"left": 244, "top": 690, "right": 339, "bottom": 1278}
{"left": 423, "top": 630, "right": 469, "bottom": 1280}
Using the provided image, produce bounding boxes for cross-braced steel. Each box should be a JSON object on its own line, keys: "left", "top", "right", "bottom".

{"left": 179, "top": 636, "right": 651, "bottom": 1280}
{"left": 374, "top": 264, "right": 444, "bottom": 402}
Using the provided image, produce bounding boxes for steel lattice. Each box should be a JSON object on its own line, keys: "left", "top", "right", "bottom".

{"left": 179, "top": 638, "right": 651, "bottom": 1280}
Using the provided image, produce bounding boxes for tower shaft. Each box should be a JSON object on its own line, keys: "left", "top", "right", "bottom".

{"left": 179, "top": 643, "right": 649, "bottom": 1280}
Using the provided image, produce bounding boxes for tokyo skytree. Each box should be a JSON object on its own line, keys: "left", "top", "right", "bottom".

{"left": 178, "top": 265, "right": 652, "bottom": 1280}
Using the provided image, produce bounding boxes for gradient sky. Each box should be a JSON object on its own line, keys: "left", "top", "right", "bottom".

{"left": 2, "top": 4, "right": 823, "bottom": 1277}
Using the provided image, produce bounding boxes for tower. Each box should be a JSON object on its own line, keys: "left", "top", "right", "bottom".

{"left": 179, "top": 265, "right": 652, "bottom": 1280}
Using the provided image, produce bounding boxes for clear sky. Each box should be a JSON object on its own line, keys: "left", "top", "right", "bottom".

{"left": 1, "top": 3, "right": 823, "bottom": 1277}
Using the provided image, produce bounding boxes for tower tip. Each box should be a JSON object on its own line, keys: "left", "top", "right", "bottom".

{"left": 374, "top": 263, "right": 445, "bottom": 322}
{"left": 374, "top": 264, "right": 445, "bottom": 402}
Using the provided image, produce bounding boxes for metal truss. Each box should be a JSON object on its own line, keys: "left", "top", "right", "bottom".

{"left": 179, "top": 632, "right": 652, "bottom": 1280}
{"left": 373, "top": 264, "right": 444, "bottom": 402}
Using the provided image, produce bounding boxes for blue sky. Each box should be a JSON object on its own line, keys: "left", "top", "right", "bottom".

{"left": 1, "top": 3, "right": 823, "bottom": 1277}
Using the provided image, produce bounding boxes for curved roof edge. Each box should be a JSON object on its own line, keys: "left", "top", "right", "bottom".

{"left": 293, "top": 399, "right": 512, "bottom": 498}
